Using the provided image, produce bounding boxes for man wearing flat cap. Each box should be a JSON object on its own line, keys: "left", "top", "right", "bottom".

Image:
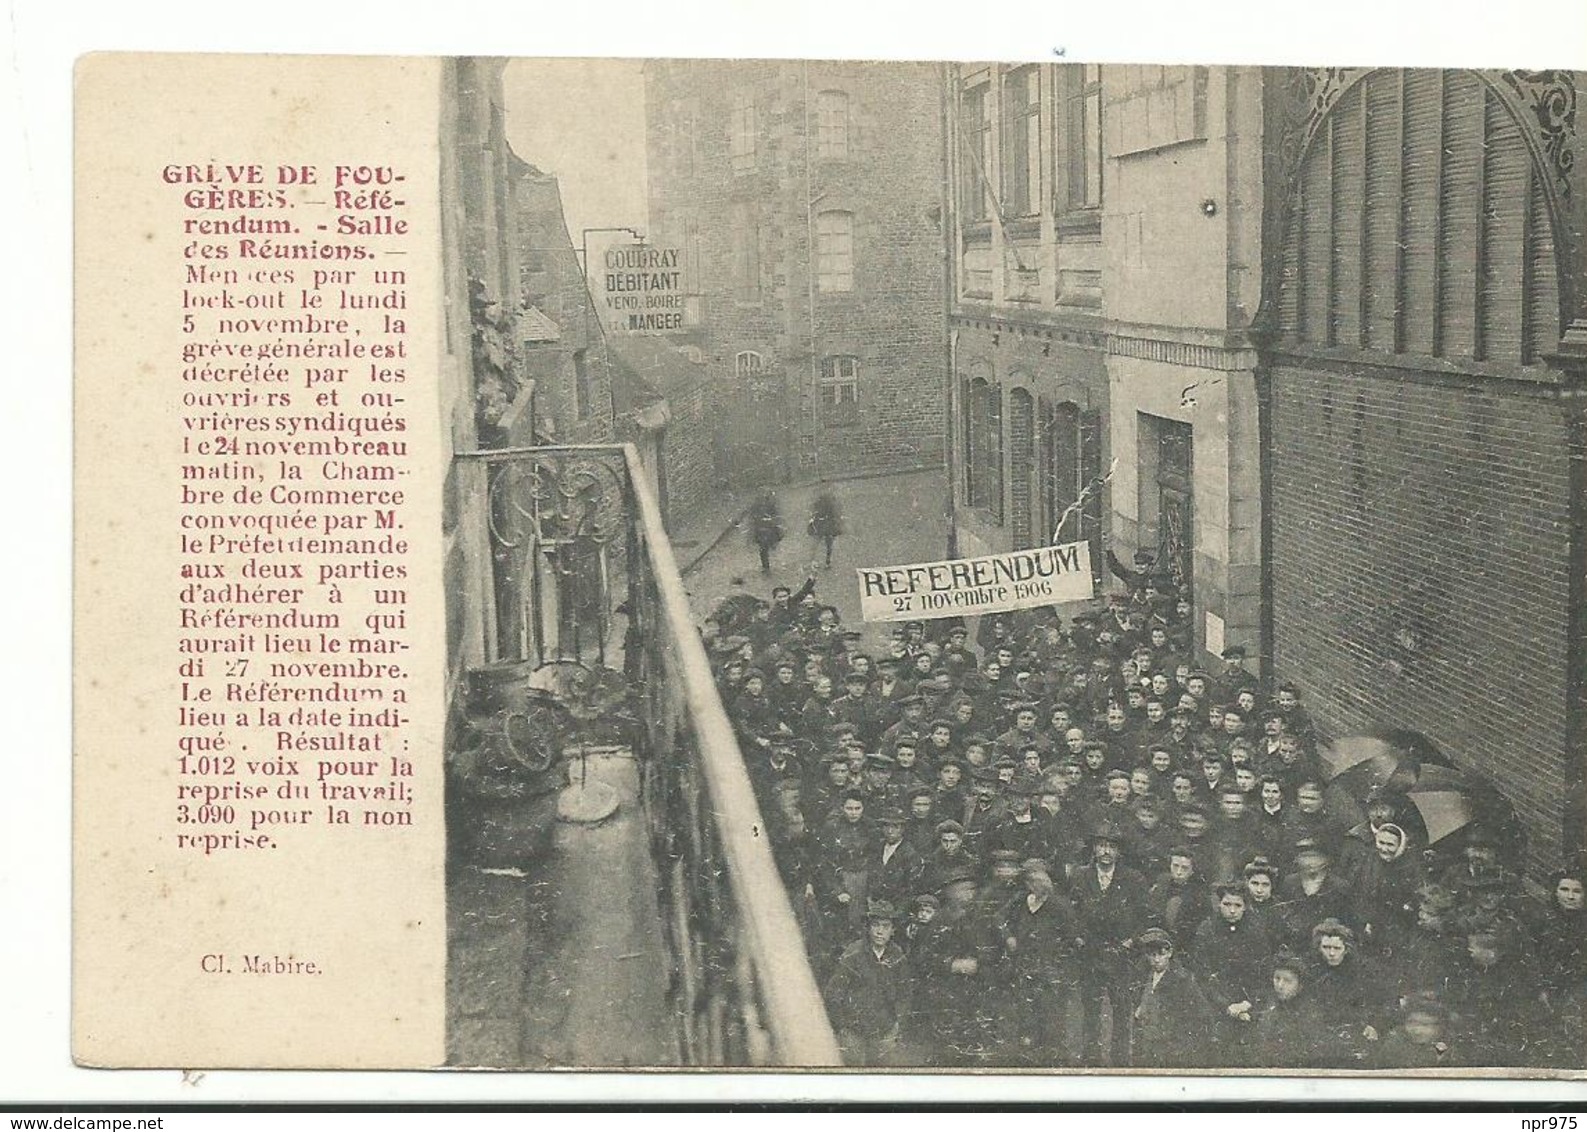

{"left": 913, "top": 865, "right": 998, "bottom": 1065}
{"left": 798, "top": 673, "right": 841, "bottom": 740}
{"left": 868, "top": 808, "right": 926, "bottom": 906}
{"left": 830, "top": 669, "right": 882, "bottom": 749}
{"left": 746, "top": 736, "right": 803, "bottom": 813}
{"left": 859, "top": 750, "right": 904, "bottom": 811}
{"left": 1212, "top": 644, "right": 1258, "bottom": 709}
{"left": 942, "top": 625, "right": 980, "bottom": 671}
{"left": 879, "top": 693, "right": 928, "bottom": 751}
{"left": 1130, "top": 926, "right": 1216, "bottom": 1068}
{"left": 823, "top": 898, "right": 910, "bottom": 1066}
{"left": 994, "top": 702, "right": 1054, "bottom": 763}
{"left": 817, "top": 789, "right": 874, "bottom": 942}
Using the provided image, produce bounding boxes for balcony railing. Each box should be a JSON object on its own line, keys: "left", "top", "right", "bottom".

{"left": 450, "top": 443, "right": 841, "bottom": 1067}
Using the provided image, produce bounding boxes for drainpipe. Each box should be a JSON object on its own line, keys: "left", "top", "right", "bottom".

{"left": 940, "top": 61, "right": 959, "bottom": 559}
{"left": 803, "top": 62, "right": 822, "bottom": 486}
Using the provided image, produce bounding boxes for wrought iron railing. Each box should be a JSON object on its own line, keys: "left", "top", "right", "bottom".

{"left": 452, "top": 443, "right": 841, "bottom": 1066}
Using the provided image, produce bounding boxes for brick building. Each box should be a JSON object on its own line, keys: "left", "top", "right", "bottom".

{"left": 643, "top": 59, "right": 948, "bottom": 486}
{"left": 946, "top": 63, "right": 1265, "bottom": 662}
{"left": 946, "top": 62, "right": 1587, "bottom": 871}
{"left": 1254, "top": 68, "right": 1587, "bottom": 871}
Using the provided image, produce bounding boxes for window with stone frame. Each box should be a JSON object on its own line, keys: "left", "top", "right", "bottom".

{"left": 816, "top": 209, "right": 855, "bottom": 293}
{"left": 819, "top": 355, "right": 860, "bottom": 423}
{"left": 734, "top": 350, "right": 765, "bottom": 379}
{"left": 960, "top": 78, "right": 993, "bottom": 224}
{"left": 816, "top": 89, "right": 850, "bottom": 159}
{"left": 968, "top": 377, "right": 1004, "bottom": 521}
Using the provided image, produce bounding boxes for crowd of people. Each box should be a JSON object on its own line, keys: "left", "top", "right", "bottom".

{"left": 697, "top": 543, "right": 1586, "bottom": 1070}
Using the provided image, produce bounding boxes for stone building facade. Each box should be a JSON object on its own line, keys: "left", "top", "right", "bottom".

{"left": 643, "top": 59, "right": 948, "bottom": 487}
{"left": 946, "top": 63, "right": 1265, "bottom": 663}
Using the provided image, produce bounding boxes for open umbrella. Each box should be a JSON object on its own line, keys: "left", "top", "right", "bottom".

{"left": 1322, "top": 730, "right": 1521, "bottom": 855}
{"left": 1318, "top": 729, "right": 1455, "bottom": 789}
{"left": 1400, "top": 788, "right": 1476, "bottom": 846}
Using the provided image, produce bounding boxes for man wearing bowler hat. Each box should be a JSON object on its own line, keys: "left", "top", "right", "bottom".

{"left": 1070, "top": 819, "right": 1149, "bottom": 1065}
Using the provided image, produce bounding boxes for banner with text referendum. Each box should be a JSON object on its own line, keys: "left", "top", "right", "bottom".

{"left": 856, "top": 542, "right": 1094, "bottom": 622}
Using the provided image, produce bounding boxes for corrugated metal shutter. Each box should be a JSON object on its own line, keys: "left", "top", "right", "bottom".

{"left": 1278, "top": 199, "right": 1301, "bottom": 332}
{"left": 1481, "top": 84, "right": 1529, "bottom": 365}
{"left": 1437, "top": 72, "right": 1484, "bottom": 358}
{"left": 1298, "top": 119, "right": 1333, "bottom": 342}
{"left": 1399, "top": 70, "right": 1443, "bottom": 358}
{"left": 1330, "top": 82, "right": 1365, "bottom": 347}
{"left": 1525, "top": 172, "right": 1560, "bottom": 365}
{"left": 1279, "top": 68, "right": 1560, "bottom": 370}
{"left": 1080, "top": 408, "right": 1104, "bottom": 585}
{"left": 1362, "top": 72, "right": 1401, "bottom": 350}
{"left": 1009, "top": 389, "right": 1034, "bottom": 549}
{"left": 1042, "top": 399, "right": 1080, "bottom": 543}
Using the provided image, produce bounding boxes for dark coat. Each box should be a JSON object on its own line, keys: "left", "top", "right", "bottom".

{"left": 868, "top": 838, "right": 927, "bottom": 905}
{"left": 1275, "top": 873, "right": 1358, "bottom": 945}
{"left": 1436, "top": 955, "right": 1547, "bottom": 1067}
{"left": 816, "top": 816, "right": 872, "bottom": 883}
{"left": 1190, "top": 914, "right": 1273, "bottom": 1008}
{"left": 824, "top": 939, "right": 911, "bottom": 1039}
{"left": 1070, "top": 864, "right": 1150, "bottom": 965}
{"left": 1131, "top": 964, "right": 1218, "bottom": 1068}
{"left": 1308, "top": 954, "right": 1394, "bottom": 1048}
{"left": 1246, "top": 993, "right": 1332, "bottom": 1069}
{"left": 1000, "top": 891, "right": 1084, "bottom": 981}
{"left": 1147, "top": 875, "right": 1212, "bottom": 949}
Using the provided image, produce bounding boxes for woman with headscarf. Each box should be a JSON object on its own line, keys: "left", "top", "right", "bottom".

{"left": 1348, "top": 821, "right": 1427, "bottom": 959}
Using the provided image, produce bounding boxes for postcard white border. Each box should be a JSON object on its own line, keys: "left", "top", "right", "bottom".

{"left": 17, "top": 0, "right": 1587, "bottom": 1105}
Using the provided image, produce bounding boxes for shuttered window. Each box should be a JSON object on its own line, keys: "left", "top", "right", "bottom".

{"left": 968, "top": 378, "right": 1004, "bottom": 521}
{"left": 961, "top": 376, "right": 975, "bottom": 503}
{"left": 1280, "top": 69, "right": 1560, "bottom": 369}
{"left": 1008, "top": 388, "right": 1035, "bottom": 548}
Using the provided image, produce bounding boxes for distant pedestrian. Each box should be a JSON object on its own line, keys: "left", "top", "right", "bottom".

{"left": 808, "top": 491, "right": 845, "bottom": 569}
{"left": 749, "top": 490, "right": 785, "bottom": 575}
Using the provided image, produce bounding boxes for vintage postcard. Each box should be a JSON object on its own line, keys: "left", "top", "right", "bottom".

{"left": 72, "top": 48, "right": 1587, "bottom": 1081}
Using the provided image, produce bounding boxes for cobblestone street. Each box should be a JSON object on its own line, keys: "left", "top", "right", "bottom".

{"left": 682, "top": 470, "right": 952, "bottom": 653}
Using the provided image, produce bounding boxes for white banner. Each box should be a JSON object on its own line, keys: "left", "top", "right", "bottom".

{"left": 857, "top": 542, "right": 1094, "bottom": 622}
